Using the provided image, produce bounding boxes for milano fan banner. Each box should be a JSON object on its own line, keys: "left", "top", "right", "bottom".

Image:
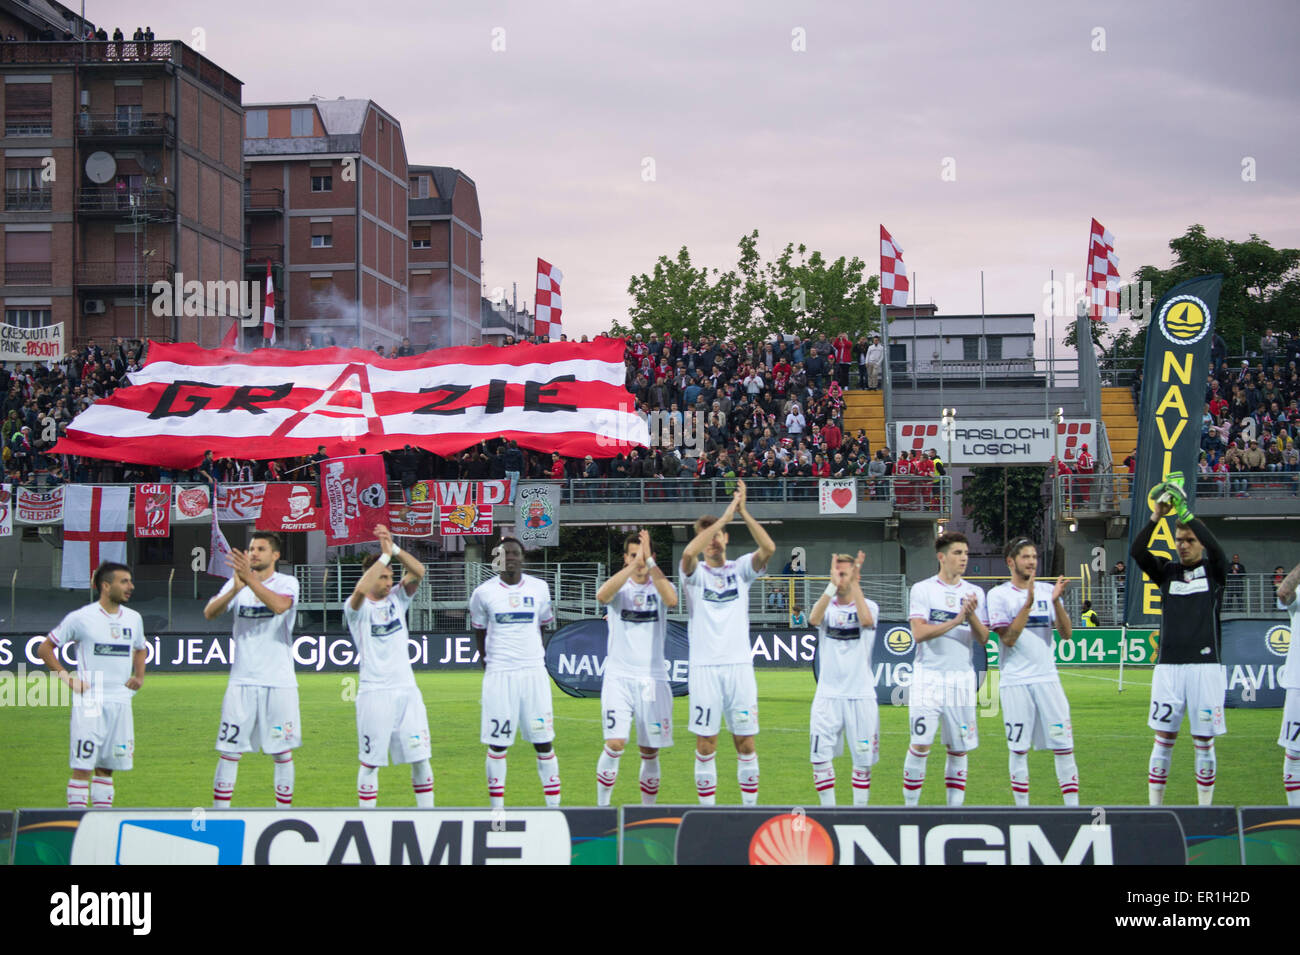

{"left": 52, "top": 339, "right": 649, "bottom": 468}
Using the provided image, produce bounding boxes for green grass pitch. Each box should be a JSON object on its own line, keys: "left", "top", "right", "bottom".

{"left": 0, "top": 668, "right": 1284, "bottom": 810}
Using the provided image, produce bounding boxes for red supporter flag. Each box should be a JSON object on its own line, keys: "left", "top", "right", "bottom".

{"left": 879, "top": 225, "right": 909, "bottom": 307}
{"left": 1085, "top": 218, "right": 1120, "bottom": 323}
{"left": 257, "top": 482, "right": 323, "bottom": 533}
{"left": 388, "top": 500, "right": 435, "bottom": 537}
{"left": 263, "top": 260, "right": 276, "bottom": 344}
{"left": 53, "top": 338, "right": 646, "bottom": 468}
{"left": 320, "top": 454, "right": 388, "bottom": 546}
{"left": 134, "top": 483, "right": 172, "bottom": 538}
{"left": 534, "top": 258, "right": 563, "bottom": 340}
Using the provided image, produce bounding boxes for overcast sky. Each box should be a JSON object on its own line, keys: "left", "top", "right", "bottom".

{"left": 103, "top": 0, "right": 1300, "bottom": 346}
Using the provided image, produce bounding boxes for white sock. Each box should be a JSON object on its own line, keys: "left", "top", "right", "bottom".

{"left": 67, "top": 779, "right": 89, "bottom": 808}
{"left": 639, "top": 754, "right": 661, "bottom": 805}
{"left": 357, "top": 763, "right": 378, "bottom": 808}
{"left": 1285, "top": 749, "right": 1300, "bottom": 807}
{"left": 903, "top": 747, "right": 927, "bottom": 806}
{"left": 1194, "top": 739, "right": 1216, "bottom": 805}
{"left": 738, "top": 752, "right": 759, "bottom": 805}
{"left": 487, "top": 750, "right": 507, "bottom": 809}
{"left": 1053, "top": 748, "right": 1080, "bottom": 806}
{"left": 213, "top": 753, "right": 240, "bottom": 808}
{"left": 851, "top": 767, "right": 871, "bottom": 806}
{"left": 1148, "top": 737, "right": 1174, "bottom": 805}
{"left": 537, "top": 751, "right": 561, "bottom": 807}
{"left": 596, "top": 745, "right": 622, "bottom": 807}
{"left": 411, "top": 759, "right": 434, "bottom": 808}
{"left": 694, "top": 750, "right": 717, "bottom": 805}
{"left": 1009, "top": 750, "right": 1030, "bottom": 806}
{"left": 944, "top": 753, "right": 968, "bottom": 806}
{"left": 812, "top": 761, "right": 836, "bottom": 806}
{"left": 273, "top": 752, "right": 294, "bottom": 807}
{"left": 90, "top": 775, "right": 114, "bottom": 808}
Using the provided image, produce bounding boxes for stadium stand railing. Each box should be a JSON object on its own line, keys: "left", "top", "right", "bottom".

{"left": 1053, "top": 472, "right": 1300, "bottom": 518}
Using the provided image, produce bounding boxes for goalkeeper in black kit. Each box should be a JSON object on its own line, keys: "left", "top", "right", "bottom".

{"left": 1129, "top": 475, "right": 1226, "bottom": 806}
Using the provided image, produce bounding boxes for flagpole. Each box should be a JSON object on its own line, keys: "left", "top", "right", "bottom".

{"left": 980, "top": 270, "right": 986, "bottom": 389}
{"left": 911, "top": 272, "right": 917, "bottom": 388}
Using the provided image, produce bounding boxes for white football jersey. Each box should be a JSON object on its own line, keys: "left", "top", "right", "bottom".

{"left": 1283, "top": 594, "right": 1299, "bottom": 690}
{"left": 816, "top": 596, "right": 879, "bottom": 699}
{"left": 603, "top": 577, "right": 668, "bottom": 681}
{"left": 909, "top": 575, "right": 987, "bottom": 673}
{"left": 987, "top": 581, "right": 1059, "bottom": 686}
{"left": 49, "top": 603, "right": 146, "bottom": 703}
{"left": 344, "top": 585, "right": 416, "bottom": 690}
{"left": 469, "top": 573, "right": 554, "bottom": 672}
{"left": 680, "top": 552, "right": 764, "bottom": 666}
{"left": 217, "top": 571, "right": 299, "bottom": 688}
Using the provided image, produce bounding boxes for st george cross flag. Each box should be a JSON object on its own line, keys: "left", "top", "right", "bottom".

{"left": 62, "top": 485, "right": 129, "bottom": 589}
{"left": 880, "top": 225, "right": 909, "bottom": 307}
{"left": 263, "top": 261, "right": 276, "bottom": 344}
{"left": 321, "top": 454, "right": 389, "bottom": 546}
{"left": 53, "top": 338, "right": 647, "bottom": 468}
{"left": 1086, "top": 218, "right": 1120, "bottom": 322}
{"left": 534, "top": 258, "right": 563, "bottom": 340}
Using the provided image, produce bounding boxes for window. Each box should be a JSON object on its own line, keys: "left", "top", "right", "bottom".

{"left": 311, "top": 175, "right": 332, "bottom": 192}
{"left": 411, "top": 225, "right": 430, "bottom": 249}
{"left": 409, "top": 176, "right": 428, "bottom": 198}
{"left": 5, "top": 232, "right": 52, "bottom": 285}
{"left": 962, "top": 336, "right": 980, "bottom": 361}
{"left": 291, "top": 108, "right": 313, "bottom": 137}
{"left": 985, "top": 336, "right": 1002, "bottom": 360}
{"left": 245, "top": 109, "right": 268, "bottom": 138}
{"left": 5, "top": 84, "right": 52, "bottom": 136}
{"left": 311, "top": 233, "right": 332, "bottom": 248}
{"left": 5, "top": 167, "right": 49, "bottom": 210}
{"left": 5, "top": 308, "right": 50, "bottom": 328}
{"left": 115, "top": 104, "right": 143, "bottom": 135}
{"left": 310, "top": 277, "right": 332, "bottom": 302}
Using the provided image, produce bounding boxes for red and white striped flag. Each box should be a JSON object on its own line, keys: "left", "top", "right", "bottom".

{"left": 53, "top": 338, "right": 648, "bottom": 468}
{"left": 263, "top": 260, "right": 276, "bottom": 344}
{"left": 1085, "top": 218, "right": 1120, "bottom": 322}
{"left": 880, "top": 225, "right": 909, "bottom": 307}
{"left": 534, "top": 258, "right": 563, "bottom": 340}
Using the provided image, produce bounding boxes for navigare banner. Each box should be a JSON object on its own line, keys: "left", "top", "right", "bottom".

{"left": 1223, "top": 618, "right": 1291, "bottom": 708}
{"left": 12, "top": 808, "right": 618, "bottom": 866}
{"left": 897, "top": 419, "right": 1097, "bottom": 465}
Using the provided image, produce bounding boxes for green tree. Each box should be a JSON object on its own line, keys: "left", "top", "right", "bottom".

{"left": 958, "top": 466, "right": 1049, "bottom": 550}
{"left": 617, "top": 231, "right": 879, "bottom": 341}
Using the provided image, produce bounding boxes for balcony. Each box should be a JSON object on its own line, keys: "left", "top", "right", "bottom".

{"left": 4, "top": 188, "right": 52, "bottom": 211}
{"left": 1054, "top": 472, "right": 1300, "bottom": 520}
{"left": 76, "top": 112, "right": 174, "bottom": 143}
{"left": 3, "top": 263, "right": 51, "bottom": 285}
{"left": 76, "top": 260, "right": 174, "bottom": 288}
{"left": 245, "top": 244, "right": 283, "bottom": 269}
{"left": 76, "top": 186, "right": 175, "bottom": 218}
{"left": 3, "top": 111, "right": 52, "bottom": 137}
{"left": 244, "top": 188, "right": 283, "bottom": 214}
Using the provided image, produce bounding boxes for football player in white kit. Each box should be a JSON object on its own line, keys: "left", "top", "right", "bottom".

{"left": 37, "top": 562, "right": 146, "bottom": 809}
{"left": 679, "top": 480, "right": 776, "bottom": 805}
{"left": 807, "top": 551, "right": 879, "bottom": 805}
{"left": 470, "top": 536, "right": 560, "bottom": 808}
{"left": 986, "top": 537, "right": 1079, "bottom": 806}
{"left": 903, "top": 531, "right": 989, "bottom": 806}
{"left": 346, "top": 524, "right": 432, "bottom": 808}
{"left": 594, "top": 529, "right": 677, "bottom": 806}
{"left": 1276, "top": 561, "right": 1300, "bottom": 805}
{"left": 204, "top": 531, "right": 301, "bottom": 808}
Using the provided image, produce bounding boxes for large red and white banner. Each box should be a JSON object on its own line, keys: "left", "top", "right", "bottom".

{"left": 134, "top": 483, "right": 172, "bottom": 538}
{"left": 410, "top": 479, "right": 510, "bottom": 507}
{"left": 53, "top": 338, "right": 646, "bottom": 468}
{"left": 257, "top": 483, "right": 322, "bottom": 533}
{"left": 62, "top": 485, "right": 129, "bottom": 590}
{"left": 321, "top": 454, "right": 388, "bottom": 546}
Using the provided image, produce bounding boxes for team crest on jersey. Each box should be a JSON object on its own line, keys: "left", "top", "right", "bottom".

{"left": 946, "top": 594, "right": 957, "bottom": 608}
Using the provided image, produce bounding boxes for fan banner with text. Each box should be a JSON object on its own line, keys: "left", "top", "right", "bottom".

{"left": 321, "top": 454, "right": 389, "bottom": 546}
{"left": 52, "top": 339, "right": 648, "bottom": 468}
{"left": 1122, "top": 275, "right": 1222, "bottom": 627}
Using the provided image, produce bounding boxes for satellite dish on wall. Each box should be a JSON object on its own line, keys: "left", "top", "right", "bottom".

{"left": 140, "top": 156, "right": 161, "bottom": 176}
{"left": 84, "top": 151, "right": 117, "bottom": 184}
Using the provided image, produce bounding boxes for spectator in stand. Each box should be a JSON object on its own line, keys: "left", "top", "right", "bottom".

{"left": 1075, "top": 443, "right": 1095, "bottom": 507}
{"left": 833, "top": 331, "right": 853, "bottom": 388}
{"left": 785, "top": 402, "right": 806, "bottom": 438}
{"left": 865, "top": 334, "right": 884, "bottom": 390}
